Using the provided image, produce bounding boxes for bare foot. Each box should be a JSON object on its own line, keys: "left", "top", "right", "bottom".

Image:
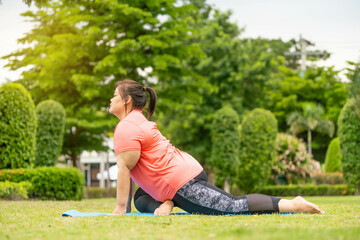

{"left": 293, "top": 196, "right": 325, "bottom": 214}
{"left": 154, "top": 200, "right": 174, "bottom": 216}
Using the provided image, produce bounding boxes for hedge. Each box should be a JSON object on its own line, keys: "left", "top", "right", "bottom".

{"left": 237, "top": 108, "right": 278, "bottom": 193}
{"left": 258, "top": 184, "right": 352, "bottom": 196}
{"left": 0, "top": 167, "right": 84, "bottom": 200}
{"left": 312, "top": 172, "right": 344, "bottom": 185}
{"left": 35, "top": 100, "right": 66, "bottom": 167}
{"left": 84, "top": 187, "right": 116, "bottom": 199}
{"left": 324, "top": 137, "right": 342, "bottom": 172}
{"left": 0, "top": 83, "right": 37, "bottom": 169}
{"left": 0, "top": 181, "right": 32, "bottom": 200}
{"left": 338, "top": 98, "right": 360, "bottom": 192}
{"left": 210, "top": 106, "right": 240, "bottom": 189}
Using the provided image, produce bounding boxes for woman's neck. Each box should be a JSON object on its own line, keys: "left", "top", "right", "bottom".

{"left": 119, "top": 108, "right": 141, "bottom": 121}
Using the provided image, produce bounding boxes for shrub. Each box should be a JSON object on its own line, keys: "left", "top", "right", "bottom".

{"left": 0, "top": 167, "right": 84, "bottom": 200}
{"left": 271, "top": 133, "right": 313, "bottom": 184}
{"left": 84, "top": 187, "right": 116, "bottom": 199}
{"left": 259, "top": 184, "right": 351, "bottom": 196}
{"left": 0, "top": 83, "right": 37, "bottom": 169}
{"left": 237, "top": 108, "right": 278, "bottom": 193}
{"left": 35, "top": 100, "right": 66, "bottom": 167}
{"left": 313, "top": 172, "right": 344, "bottom": 185}
{"left": 338, "top": 98, "right": 360, "bottom": 192}
{"left": 0, "top": 181, "right": 32, "bottom": 200}
{"left": 28, "top": 167, "right": 84, "bottom": 200}
{"left": 210, "top": 106, "right": 240, "bottom": 191}
{"left": 0, "top": 169, "right": 28, "bottom": 182}
{"left": 324, "top": 137, "right": 342, "bottom": 172}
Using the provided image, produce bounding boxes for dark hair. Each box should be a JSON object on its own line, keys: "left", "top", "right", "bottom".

{"left": 115, "top": 79, "right": 157, "bottom": 119}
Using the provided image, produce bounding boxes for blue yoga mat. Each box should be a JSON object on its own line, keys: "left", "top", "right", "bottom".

{"left": 61, "top": 209, "right": 296, "bottom": 217}
{"left": 61, "top": 209, "right": 190, "bottom": 217}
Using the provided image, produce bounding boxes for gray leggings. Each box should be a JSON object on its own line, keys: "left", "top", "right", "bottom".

{"left": 134, "top": 171, "right": 281, "bottom": 215}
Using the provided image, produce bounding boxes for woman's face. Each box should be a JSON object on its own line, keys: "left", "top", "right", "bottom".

{"left": 109, "top": 88, "right": 126, "bottom": 120}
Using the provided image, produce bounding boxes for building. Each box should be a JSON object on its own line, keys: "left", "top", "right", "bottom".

{"left": 79, "top": 137, "right": 117, "bottom": 188}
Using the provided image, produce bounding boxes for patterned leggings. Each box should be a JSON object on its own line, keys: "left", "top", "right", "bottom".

{"left": 134, "top": 171, "right": 281, "bottom": 215}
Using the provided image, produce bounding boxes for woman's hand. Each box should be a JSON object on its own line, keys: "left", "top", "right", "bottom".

{"left": 154, "top": 200, "right": 174, "bottom": 216}
{"left": 111, "top": 206, "right": 127, "bottom": 215}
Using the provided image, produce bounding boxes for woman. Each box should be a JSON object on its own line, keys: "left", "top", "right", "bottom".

{"left": 109, "top": 79, "right": 325, "bottom": 216}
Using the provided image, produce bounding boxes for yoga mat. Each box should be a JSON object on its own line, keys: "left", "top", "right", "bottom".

{"left": 61, "top": 209, "right": 296, "bottom": 217}
{"left": 61, "top": 210, "right": 190, "bottom": 217}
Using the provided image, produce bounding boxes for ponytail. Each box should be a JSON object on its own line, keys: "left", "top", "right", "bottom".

{"left": 144, "top": 87, "right": 157, "bottom": 119}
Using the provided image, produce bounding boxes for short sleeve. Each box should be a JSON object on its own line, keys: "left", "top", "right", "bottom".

{"left": 114, "top": 121, "right": 143, "bottom": 155}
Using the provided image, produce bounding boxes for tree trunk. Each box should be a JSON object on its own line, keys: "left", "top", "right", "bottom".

{"left": 224, "top": 177, "right": 230, "bottom": 193}
{"left": 71, "top": 153, "right": 77, "bottom": 167}
{"left": 71, "top": 154, "right": 82, "bottom": 171}
{"left": 307, "top": 129, "right": 312, "bottom": 156}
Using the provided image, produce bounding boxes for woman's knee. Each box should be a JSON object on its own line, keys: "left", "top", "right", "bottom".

{"left": 134, "top": 196, "right": 151, "bottom": 213}
{"left": 134, "top": 193, "right": 162, "bottom": 213}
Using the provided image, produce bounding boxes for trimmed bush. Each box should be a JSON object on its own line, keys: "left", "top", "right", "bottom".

{"left": 29, "top": 167, "right": 84, "bottom": 200}
{"left": 237, "top": 108, "right": 278, "bottom": 193}
{"left": 324, "top": 137, "right": 342, "bottom": 172}
{"left": 0, "top": 167, "right": 84, "bottom": 200}
{"left": 259, "top": 184, "right": 352, "bottom": 196}
{"left": 35, "top": 100, "right": 66, "bottom": 167}
{"left": 338, "top": 98, "right": 360, "bottom": 192}
{"left": 313, "top": 172, "right": 344, "bottom": 185}
{"left": 210, "top": 106, "right": 240, "bottom": 191}
{"left": 271, "top": 133, "right": 313, "bottom": 184}
{"left": 0, "top": 83, "right": 37, "bottom": 169}
{"left": 0, "top": 181, "right": 32, "bottom": 200}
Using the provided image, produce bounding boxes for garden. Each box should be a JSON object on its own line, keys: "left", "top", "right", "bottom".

{"left": 1, "top": 0, "right": 360, "bottom": 239}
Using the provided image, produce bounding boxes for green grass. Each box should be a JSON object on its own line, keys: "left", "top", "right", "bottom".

{"left": 1, "top": 196, "right": 360, "bottom": 240}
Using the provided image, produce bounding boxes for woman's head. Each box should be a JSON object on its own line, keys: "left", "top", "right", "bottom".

{"left": 109, "top": 79, "right": 157, "bottom": 120}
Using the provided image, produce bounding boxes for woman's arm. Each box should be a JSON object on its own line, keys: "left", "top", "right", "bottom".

{"left": 112, "top": 150, "right": 140, "bottom": 215}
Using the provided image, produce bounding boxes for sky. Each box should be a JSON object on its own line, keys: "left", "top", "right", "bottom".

{"left": 0, "top": 0, "right": 359, "bottom": 84}
{"left": 207, "top": 0, "right": 360, "bottom": 79}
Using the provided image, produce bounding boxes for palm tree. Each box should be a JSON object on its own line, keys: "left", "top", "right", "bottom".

{"left": 286, "top": 103, "right": 334, "bottom": 156}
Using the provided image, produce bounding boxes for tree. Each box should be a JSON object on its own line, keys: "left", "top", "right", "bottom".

{"left": 210, "top": 106, "right": 240, "bottom": 193}
{"left": 155, "top": 3, "right": 283, "bottom": 167}
{"left": 265, "top": 66, "right": 347, "bottom": 130}
{"left": 286, "top": 103, "right": 334, "bottom": 156}
{"left": 3, "top": 0, "right": 206, "bottom": 167}
{"left": 263, "top": 60, "right": 347, "bottom": 163}
{"left": 0, "top": 0, "right": 88, "bottom": 7}
{"left": 0, "top": 83, "right": 37, "bottom": 169}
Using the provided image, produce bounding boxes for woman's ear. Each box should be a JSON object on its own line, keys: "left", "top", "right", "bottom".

{"left": 126, "top": 95, "right": 132, "bottom": 104}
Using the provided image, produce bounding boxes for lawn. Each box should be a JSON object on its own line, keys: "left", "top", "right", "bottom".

{"left": 1, "top": 196, "right": 359, "bottom": 240}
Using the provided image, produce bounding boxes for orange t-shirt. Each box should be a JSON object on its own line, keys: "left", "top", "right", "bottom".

{"left": 114, "top": 110, "right": 203, "bottom": 202}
